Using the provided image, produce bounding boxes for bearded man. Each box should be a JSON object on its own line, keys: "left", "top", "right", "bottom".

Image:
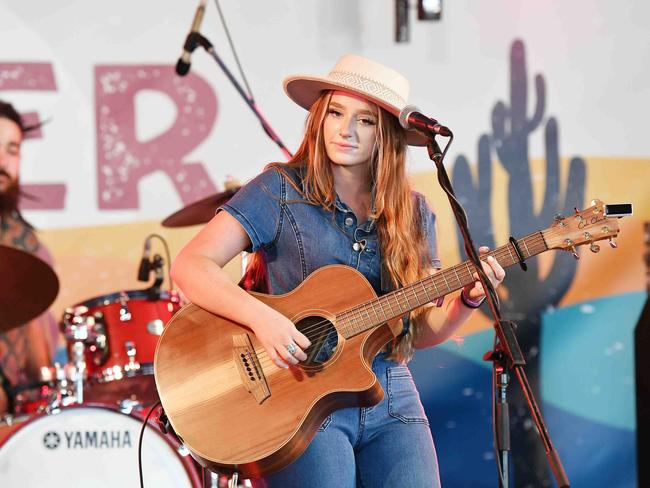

{"left": 0, "top": 100, "right": 57, "bottom": 414}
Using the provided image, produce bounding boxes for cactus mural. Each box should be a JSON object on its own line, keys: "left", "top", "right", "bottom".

{"left": 452, "top": 39, "right": 586, "bottom": 486}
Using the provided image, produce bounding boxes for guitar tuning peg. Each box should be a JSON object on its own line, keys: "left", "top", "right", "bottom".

{"left": 590, "top": 242, "right": 601, "bottom": 253}
{"left": 570, "top": 246, "right": 580, "bottom": 259}
{"left": 609, "top": 237, "right": 618, "bottom": 249}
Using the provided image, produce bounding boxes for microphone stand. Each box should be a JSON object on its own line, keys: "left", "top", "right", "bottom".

{"left": 425, "top": 135, "right": 570, "bottom": 488}
{"left": 182, "top": 32, "right": 293, "bottom": 159}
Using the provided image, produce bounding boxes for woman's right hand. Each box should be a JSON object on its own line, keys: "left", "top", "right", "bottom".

{"left": 171, "top": 210, "right": 311, "bottom": 369}
{"left": 252, "top": 311, "right": 311, "bottom": 369}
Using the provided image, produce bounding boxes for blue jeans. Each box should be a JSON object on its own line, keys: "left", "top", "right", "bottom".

{"left": 252, "top": 354, "right": 441, "bottom": 488}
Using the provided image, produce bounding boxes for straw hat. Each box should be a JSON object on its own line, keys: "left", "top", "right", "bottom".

{"left": 283, "top": 54, "right": 428, "bottom": 146}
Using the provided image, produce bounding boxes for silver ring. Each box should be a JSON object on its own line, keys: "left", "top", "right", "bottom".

{"left": 285, "top": 342, "right": 297, "bottom": 355}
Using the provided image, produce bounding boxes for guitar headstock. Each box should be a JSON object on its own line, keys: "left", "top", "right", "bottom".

{"left": 542, "top": 199, "right": 633, "bottom": 257}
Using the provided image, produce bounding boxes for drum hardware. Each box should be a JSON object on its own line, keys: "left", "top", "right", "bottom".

{"left": 60, "top": 288, "right": 181, "bottom": 406}
{"left": 147, "top": 319, "right": 165, "bottom": 335}
{"left": 123, "top": 340, "right": 144, "bottom": 380}
{"left": 119, "top": 397, "right": 144, "bottom": 414}
{"left": 229, "top": 472, "right": 240, "bottom": 488}
{"left": 7, "top": 364, "right": 78, "bottom": 417}
{"left": 11, "top": 383, "right": 68, "bottom": 416}
{"left": 119, "top": 291, "right": 133, "bottom": 321}
{"left": 51, "top": 363, "right": 78, "bottom": 410}
{"left": 202, "top": 470, "right": 251, "bottom": 488}
{"left": 125, "top": 341, "right": 139, "bottom": 372}
{"left": 62, "top": 307, "right": 108, "bottom": 366}
{"left": 62, "top": 310, "right": 105, "bottom": 405}
{"left": 70, "top": 340, "right": 86, "bottom": 403}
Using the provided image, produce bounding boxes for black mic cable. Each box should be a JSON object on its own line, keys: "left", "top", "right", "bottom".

{"left": 214, "top": 0, "right": 254, "bottom": 101}
{"left": 138, "top": 400, "right": 162, "bottom": 488}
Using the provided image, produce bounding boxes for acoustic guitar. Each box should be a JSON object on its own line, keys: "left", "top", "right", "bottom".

{"left": 154, "top": 200, "right": 631, "bottom": 478}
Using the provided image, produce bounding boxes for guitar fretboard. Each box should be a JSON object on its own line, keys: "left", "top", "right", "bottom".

{"left": 335, "top": 231, "right": 548, "bottom": 338}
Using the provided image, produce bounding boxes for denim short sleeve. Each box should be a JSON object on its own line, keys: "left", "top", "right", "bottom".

{"left": 220, "top": 168, "right": 283, "bottom": 253}
{"left": 416, "top": 192, "right": 442, "bottom": 270}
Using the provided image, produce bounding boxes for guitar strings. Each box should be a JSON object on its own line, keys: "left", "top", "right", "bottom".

{"left": 254, "top": 225, "right": 599, "bottom": 368}
{"left": 285, "top": 224, "right": 587, "bottom": 344}
{"left": 297, "top": 234, "right": 546, "bottom": 338}
{"left": 250, "top": 233, "right": 552, "bottom": 367}
{"left": 259, "top": 234, "right": 547, "bottom": 357}
{"left": 336, "top": 243, "right": 537, "bottom": 341}
{"left": 248, "top": 224, "right": 606, "bottom": 368}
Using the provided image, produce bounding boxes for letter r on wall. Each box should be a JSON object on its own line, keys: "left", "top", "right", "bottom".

{"left": 95, "top": 65, "right": 218, "bottom": 209}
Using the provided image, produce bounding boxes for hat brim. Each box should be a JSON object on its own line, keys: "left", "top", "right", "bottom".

{"left": 283, "top": 76, "right": 429, "bottom": 147}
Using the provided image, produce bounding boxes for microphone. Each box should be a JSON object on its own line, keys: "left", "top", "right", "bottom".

{"left": 137, "top": 236, "right": 152, "bottom": 282}
{"left": 175, "top": 0, "right": 207, "bottom": 76}
{"left": 399, "top": 105, "right": 452, "bottom": 137}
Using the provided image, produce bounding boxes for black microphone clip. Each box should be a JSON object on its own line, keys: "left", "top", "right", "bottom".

{"left": 176, "top": 32, "right": 203, "bottom": 76}
{"left": 175, "top": 0, "right": 208, "bottom": 77}
{"left": 137, "top": 237, "right": 152, "bottom": 282}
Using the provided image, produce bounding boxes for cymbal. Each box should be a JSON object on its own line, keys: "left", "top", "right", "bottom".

{"left": 161, "top": 187, "right": 240, "bottom": 228}
{"left": 0, "top": 245, "right": 59, "bottom": 333}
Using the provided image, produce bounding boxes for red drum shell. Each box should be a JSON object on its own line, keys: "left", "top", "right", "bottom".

{"left": 63, "top": 289, "right": 180, "bottom": 406}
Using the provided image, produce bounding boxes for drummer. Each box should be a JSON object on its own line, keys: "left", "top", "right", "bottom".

{"left": 0, "top": 100, "right": 57, "bottom": 414}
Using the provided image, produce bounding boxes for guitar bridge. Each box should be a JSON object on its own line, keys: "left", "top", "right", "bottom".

{"left": 233, "top": 334, "right": 271, "bottom": 404}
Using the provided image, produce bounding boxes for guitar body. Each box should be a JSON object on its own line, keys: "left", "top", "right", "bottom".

{"left": 154, "top": 265, "right": 397, "bottom": 478}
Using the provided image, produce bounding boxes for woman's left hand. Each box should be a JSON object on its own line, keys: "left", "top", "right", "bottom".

{"left": 463, "top": 246, "right": 506, "bottom": 303}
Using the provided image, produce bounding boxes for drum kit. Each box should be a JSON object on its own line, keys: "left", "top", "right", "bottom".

{"left": 0, "top": 187, "right": 250, "bottom": 488}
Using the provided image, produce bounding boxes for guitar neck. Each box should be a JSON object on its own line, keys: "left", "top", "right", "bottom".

{"left": 335, "top": 231, "right": 548, "bottom": 338}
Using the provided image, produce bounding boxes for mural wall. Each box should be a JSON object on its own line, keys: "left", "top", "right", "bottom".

{"left": 2, "top": 1, "right": 648, "bottom": 486}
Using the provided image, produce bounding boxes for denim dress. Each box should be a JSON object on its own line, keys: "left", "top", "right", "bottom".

{"left": 221, "top": 167, "right": 443, "bottom": 488}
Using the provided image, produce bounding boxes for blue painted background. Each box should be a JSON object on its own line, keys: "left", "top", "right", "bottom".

{"left": 411, "top": 292, "right": 644, "bottom": 487}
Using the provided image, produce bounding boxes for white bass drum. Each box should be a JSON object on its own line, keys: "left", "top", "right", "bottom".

{"left": 0, "top": 405, "right": 200, "bottom": 487}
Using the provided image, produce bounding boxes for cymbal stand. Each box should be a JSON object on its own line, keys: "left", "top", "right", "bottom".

{"left": 229, "top": 472, "right": 239, "bottom": 488}
{"left": 69, "top": 329, "right": 87, "bottom": 404}
{"left": 201, "top": 470, "right": 240, "bottom": 488}
{"left": 62, "top": 311, "right": 95, "bottom": 404}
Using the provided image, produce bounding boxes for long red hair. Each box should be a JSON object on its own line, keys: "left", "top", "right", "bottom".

{"left": 241, "top": 91, "right": 431, "bottom": 361}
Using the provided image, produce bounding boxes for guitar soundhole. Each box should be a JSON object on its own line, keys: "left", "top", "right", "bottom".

{"left": 295, "top": 315, "right": 338, "bottom": 366}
